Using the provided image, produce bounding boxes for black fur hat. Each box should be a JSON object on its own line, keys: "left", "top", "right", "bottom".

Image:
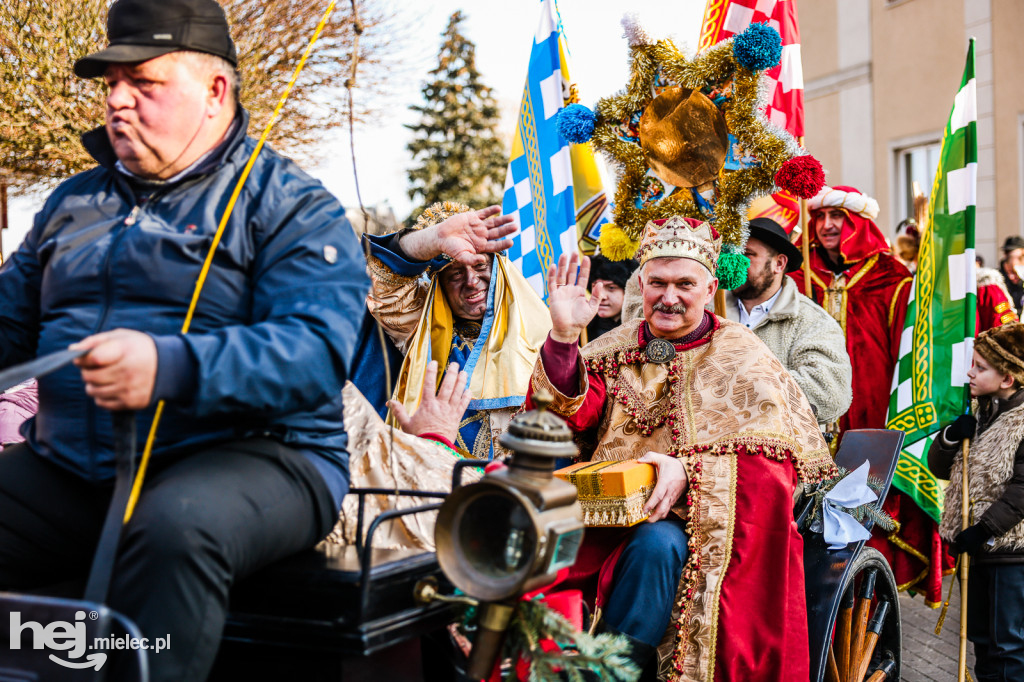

{"left": 590, "top": 254, "right": 638, "bottom": 289}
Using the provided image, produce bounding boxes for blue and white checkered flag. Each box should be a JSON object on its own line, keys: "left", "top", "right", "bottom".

{"left": 502, "top": 0, "right": 581, "bottom": 301}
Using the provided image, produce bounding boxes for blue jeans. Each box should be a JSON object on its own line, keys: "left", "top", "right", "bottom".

{"left": 603, "top": 517, "right": 690, "bottom": 646}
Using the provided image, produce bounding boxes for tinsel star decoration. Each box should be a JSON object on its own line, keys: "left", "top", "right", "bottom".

{"left": 556, "top": 17, "right": 825, "bottom": 289}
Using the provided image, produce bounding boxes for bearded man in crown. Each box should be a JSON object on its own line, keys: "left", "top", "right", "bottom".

{"left": 526, "top": 216, "right": 836, "bottom": 681}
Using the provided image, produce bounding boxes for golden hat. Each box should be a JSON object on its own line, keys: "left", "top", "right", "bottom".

{"left": 635, "top": 215, "right": 721, "bottom": 273}
{"left": 638, "top": 86, "right": 729, "bottom": 189}
{"left": 414, "top": 201, "right": 471, "bottom": 230}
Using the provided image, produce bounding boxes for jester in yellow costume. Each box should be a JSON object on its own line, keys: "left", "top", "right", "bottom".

{"left": 362, "top": 203, "right": 551, "bottom": 459}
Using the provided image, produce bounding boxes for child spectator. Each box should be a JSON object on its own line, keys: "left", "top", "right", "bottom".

{"left": 928, "top": 321, "right": 1024, "bottom": 680}
{"left": 585, "top": 255, "right": 637, "bottom": 341}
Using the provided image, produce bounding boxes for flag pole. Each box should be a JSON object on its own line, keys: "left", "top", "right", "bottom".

{"left": 797, "top": 137, "right": 812, "bottom": 296}
{"left": 958, "top": 436, "right": 970, "bottom": 682}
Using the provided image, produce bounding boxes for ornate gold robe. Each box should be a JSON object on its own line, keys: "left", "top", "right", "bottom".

{"left": 529, "top": 317, "right": 834, "bottom": 681}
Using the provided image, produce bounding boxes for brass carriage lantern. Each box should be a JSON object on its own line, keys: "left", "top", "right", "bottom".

{"left": 433, "top": 391, "right": 584, "bottom": 679}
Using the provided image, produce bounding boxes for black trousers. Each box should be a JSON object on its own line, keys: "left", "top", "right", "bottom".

{"left": 967, "top": 561, "right": 1024, "bottom": 681}
{"left": 0, "top": 439, "right": 337, "bottom": 682}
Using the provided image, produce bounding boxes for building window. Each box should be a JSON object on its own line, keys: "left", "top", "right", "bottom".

{"left": 895, "top": 141, "right": 941, "bottom": 222}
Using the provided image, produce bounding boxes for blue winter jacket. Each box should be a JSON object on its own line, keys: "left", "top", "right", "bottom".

{"left": 0, "top": 110, "right": 369, "bottom": 487}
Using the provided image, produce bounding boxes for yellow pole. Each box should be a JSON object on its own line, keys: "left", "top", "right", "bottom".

{"left": 800, "top": 197, "right": 811, "bottom": 297}
{"left": 958, "top": 437, "right": 970, "bottom": 682}
{"left": 796, "top": 137, "right": 812, "bottom": 297}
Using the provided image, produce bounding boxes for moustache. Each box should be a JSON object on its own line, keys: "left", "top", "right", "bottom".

{"left": 653, "top": 302, "right": 687, "bottom": 314}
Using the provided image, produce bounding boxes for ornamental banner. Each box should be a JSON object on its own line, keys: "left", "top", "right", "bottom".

{"left": 697, "top": 0, "right": 804, "bottom": 138}
{"left": 501, "top": 0, "right": 611, "bottom": 300}
{"left": 886, "top": 40, "right": 977, "bottom": 522}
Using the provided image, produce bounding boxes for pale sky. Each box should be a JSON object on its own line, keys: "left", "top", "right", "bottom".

{"left": 3, "top": 0, "right": 706, "bottom": 255}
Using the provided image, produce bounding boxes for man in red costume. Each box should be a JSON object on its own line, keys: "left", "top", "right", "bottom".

{"left": 790, "top": 184, "right": 951, "bottom": 604}
{"left": 532, "top": 216, "right": 834, "bottom": 680}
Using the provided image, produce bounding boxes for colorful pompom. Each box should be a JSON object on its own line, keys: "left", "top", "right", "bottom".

{"left": 556, "top": 104, "right": 597, "bottom": 144}
{"left": 732, "top": 23, "right": 782, "bottom": 72}
{"left": 598, "top": 223, "right": 639, "bottom": 261}
{"left": 774, "top": 155, "right": 826, "bottom": 200}
{"left": 715, "top": 246, "right": 750, "bottom": 291}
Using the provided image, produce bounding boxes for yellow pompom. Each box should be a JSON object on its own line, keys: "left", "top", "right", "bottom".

{"left": 598, "top": 223, "right": 639, "bottom": 261}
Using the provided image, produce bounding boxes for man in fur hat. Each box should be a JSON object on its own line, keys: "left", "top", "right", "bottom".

{"left": 527, "top": 216, "right": 835, "bottom": 680}
{"left": 789, "top": 185, "right": 950, "bottom": 606}
{"left": 929, "top": 322, "right": 1024, "bottom": 680}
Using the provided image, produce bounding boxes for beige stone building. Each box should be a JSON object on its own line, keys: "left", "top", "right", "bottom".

{"left": 801, "top": 0, "right": 1024, "bottom": 264}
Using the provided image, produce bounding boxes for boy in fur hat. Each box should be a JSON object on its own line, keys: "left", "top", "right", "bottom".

{"left": 928, "top": 321, "right": 1024, "bottom": 680}
{"left": 586, "top": 255, "right": 639, "bottom": 341}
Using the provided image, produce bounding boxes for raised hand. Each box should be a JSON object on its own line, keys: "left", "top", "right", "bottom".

{"left": 547, "top": 252, "right": 599, "bottom": 343}
{"left": 400, "top": 206, "right": 517, "bottom": 266}
{"left": 388, "top": 361, "right": 472, "bottom": 443}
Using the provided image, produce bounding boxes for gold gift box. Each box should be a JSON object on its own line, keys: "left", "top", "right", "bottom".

{"left": 555, "top": 460, "right": 656, "bottom": 527}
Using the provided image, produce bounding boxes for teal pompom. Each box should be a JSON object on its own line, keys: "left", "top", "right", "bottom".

{"left": 716, "top": 248, "right": 750, "bottom": 290}
{"left": 556, "top": 104, "right": 596, "bottom": 143}
{"left": 732, "top": 23, "right": 782, "bottom": 72}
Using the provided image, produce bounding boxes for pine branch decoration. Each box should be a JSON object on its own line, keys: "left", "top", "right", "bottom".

{"left": 806, "top": 467, "right": 897, "bottom": 533}
{"left": 504, "top": 599, "right": 640, "bottom": 682}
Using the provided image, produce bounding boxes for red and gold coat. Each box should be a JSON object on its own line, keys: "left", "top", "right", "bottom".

{"left": 528, "top": 317, "right": 834, "bottom": 681}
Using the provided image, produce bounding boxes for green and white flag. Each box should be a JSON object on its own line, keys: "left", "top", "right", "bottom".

{"left": 886, "top": 39, "right": 977, "bottom": 523}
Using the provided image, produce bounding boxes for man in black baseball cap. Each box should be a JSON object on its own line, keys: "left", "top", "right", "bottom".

{"left": 724, "top": 217, "right": 852, "bottom": 425}
{"left": 0, "top": 0, "right": 371, "bottom": 681}
{"left": 74, "top": 0, "right": 236, "bottom": 79}
{"left": 73, "top": 0, "right": 241, "bottom": 183}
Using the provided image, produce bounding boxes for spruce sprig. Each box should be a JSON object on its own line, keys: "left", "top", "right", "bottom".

{"left": 806, "top": 467, "right": 896, "bottom": 533}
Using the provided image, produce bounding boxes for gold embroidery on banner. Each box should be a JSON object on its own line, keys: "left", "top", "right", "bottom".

{"left": 913, "top": 227, "right": 937, "bottom": 404}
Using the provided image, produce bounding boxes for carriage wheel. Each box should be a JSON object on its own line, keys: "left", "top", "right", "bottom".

{"left": 826, "top": 547, "right": 901, "bottom": 682}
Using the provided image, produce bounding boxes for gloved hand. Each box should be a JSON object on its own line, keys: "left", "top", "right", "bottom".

{"left": 951, "top": 523, "right": 990, "bottom": 555}
{"left": 946, "top": 414, "right": 977, "bottom": 442}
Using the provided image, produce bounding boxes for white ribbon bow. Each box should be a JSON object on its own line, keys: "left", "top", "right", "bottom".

{"left": 822, "top": 461, "right": 877, "bottom": 550}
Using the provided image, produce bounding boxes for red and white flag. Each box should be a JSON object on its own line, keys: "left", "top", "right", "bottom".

{"left": 698, "top": 0, "right": 804, "bottom": 138}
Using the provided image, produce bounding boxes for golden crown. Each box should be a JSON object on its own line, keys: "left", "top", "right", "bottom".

{"left": 635, "top": 215, "right": 722, "bottom": 273}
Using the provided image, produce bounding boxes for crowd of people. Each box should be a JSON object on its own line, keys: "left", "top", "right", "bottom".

{"left": 4, "top": 1, "right": 1024, "bottom": 681}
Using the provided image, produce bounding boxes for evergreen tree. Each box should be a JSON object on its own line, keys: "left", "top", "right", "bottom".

{"left": 406, "top": 11, "right": 507, "bottom": 221}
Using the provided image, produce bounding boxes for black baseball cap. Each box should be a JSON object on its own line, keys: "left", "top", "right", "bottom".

{"left": 74, "top": 0, "right": 237, "bottom": 79}
{"left": 747, "top": 217, "right": 803, "bottom": 273}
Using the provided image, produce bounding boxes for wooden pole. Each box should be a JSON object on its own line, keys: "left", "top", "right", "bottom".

{"left": 714, "top": 288, "right": 726, "bottom": 317}
{"left": 958, "top": 437, "right": 971, "bottom": 682}
{"left": 800, "top": 197, "right": 811, "bottom": 296}
{"left": 0, "top": 180, "right": 7, "bottom": 264}
{"left": 797, "top": 136, "right": 812, "bottom": 296}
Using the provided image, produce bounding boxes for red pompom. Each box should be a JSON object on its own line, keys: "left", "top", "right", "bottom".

{"left": 774, "top": 155, "right": 826, "bottom": 200}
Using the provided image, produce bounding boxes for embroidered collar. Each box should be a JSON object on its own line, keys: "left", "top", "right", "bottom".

{"left": 637, "top": 310, "right": 718, "bottom": 353}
